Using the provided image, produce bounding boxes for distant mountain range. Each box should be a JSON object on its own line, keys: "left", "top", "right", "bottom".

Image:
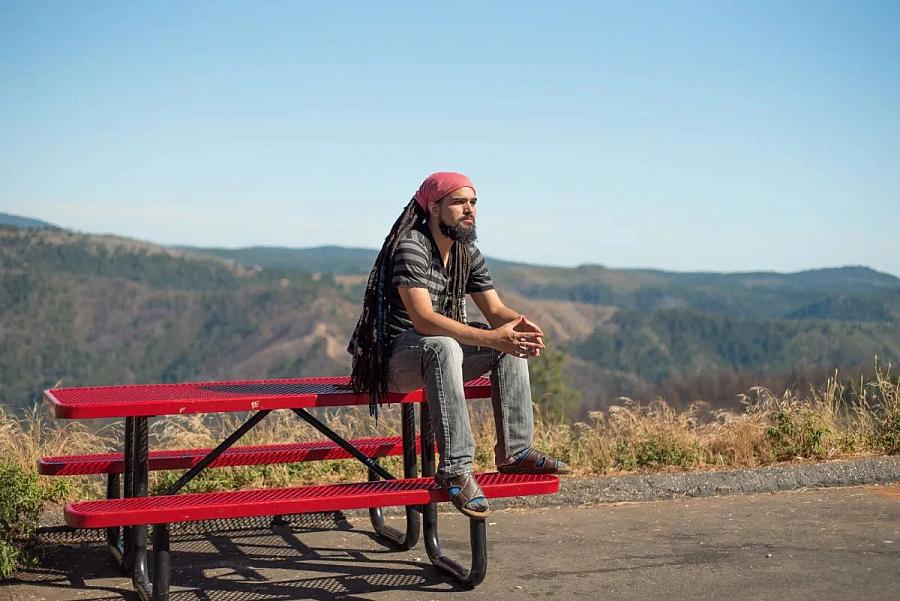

{"left": 186, "top": 245, "right": 899, "bottom": 323}
{"left": 0, "top": 212, "right": 57, "bottom": 230}
{"left": 178, "top": 245, "right": 382, "bottom": 275}
{"left": 1, "top": 212, "right": 897, "bottom": 416}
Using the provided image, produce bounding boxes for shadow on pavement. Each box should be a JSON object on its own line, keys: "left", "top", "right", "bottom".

{"left": 9, "top": 513, "right": 458, "bottom": 600}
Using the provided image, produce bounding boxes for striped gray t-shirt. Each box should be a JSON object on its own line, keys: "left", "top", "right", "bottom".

{"left": 389, "top": 222, "right": 494, "bottom": 342}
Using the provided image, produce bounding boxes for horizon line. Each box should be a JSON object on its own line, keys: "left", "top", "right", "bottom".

{"left": 2, "top": 213, "right": 898, "bottom": 279}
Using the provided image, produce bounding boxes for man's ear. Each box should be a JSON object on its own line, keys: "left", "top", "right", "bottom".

{"left": 430, "top": 199, "right": 441, "bottom": 219}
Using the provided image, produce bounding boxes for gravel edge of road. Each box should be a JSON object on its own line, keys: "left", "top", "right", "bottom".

{"left": 488, "top": 455, "right": 900, "bottom": 510}
{"left": 35, "top": 455, "right": 900, "bottom": 531}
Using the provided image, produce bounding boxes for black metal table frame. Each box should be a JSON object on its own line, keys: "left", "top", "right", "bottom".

{"left": 107, "top": 402, "right": 487, "bottom": 600}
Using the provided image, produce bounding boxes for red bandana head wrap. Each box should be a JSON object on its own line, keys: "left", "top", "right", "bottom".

{"left": 414, "top": 172, "right": 476, "bottom": 212}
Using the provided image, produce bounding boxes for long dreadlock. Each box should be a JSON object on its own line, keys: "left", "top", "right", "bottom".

{"left": 347, "top": 196, "right": 472, "bottom": 416}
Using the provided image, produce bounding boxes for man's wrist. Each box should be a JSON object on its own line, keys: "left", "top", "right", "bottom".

{"left": 467, "top": 326, "right": 493, "bottom": 346}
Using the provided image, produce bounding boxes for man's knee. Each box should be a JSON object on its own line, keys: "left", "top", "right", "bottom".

{"left": 496, "top": 352, "right": 529, "bottom": 373}
{"left": 422, "top": 336, "right": 464, "bottom": 368}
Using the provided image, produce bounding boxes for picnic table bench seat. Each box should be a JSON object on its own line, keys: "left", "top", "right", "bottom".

{"left": 65, "top": 473, "right": 559, "bottom": 529}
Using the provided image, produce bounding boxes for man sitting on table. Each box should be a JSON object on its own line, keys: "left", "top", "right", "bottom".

{"left": 347, "top": 171, "right": 569, "bottom": 519}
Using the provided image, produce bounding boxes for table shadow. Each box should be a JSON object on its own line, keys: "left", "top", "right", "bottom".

{"left": 11, "top": 513, "right": 463, "bottom": 600}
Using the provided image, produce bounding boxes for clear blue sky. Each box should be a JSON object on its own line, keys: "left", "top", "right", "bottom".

{"left": 1, "top": 1, "right": 898, "bottom": 275}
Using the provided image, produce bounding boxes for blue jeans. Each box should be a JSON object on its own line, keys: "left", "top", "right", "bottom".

{"left": 387, "top": 330, "right": 535, "bottom": 476}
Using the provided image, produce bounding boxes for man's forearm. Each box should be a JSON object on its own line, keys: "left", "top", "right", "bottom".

{"left": 484, "top": 305, "right": 521, "bottom": 329}
{"left": 413, "top": 311, "right": 497, "bottom": 347}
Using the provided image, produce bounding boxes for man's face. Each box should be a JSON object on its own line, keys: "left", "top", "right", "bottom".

{"left": 432, "top": 186, "right": 477, "bottom": 244}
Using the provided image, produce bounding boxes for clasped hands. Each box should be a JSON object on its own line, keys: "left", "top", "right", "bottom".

{"left": 492, "top": 315, "right": 545, "bottom": 359}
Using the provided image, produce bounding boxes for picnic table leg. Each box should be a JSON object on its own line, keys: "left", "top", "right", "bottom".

{"left": 123, "top": 416, "right": 169, "bottom": 601}
{"left": 368, "top": 403, "right": 420, "bottom": 549}
{"left": 105, "top": 472, "right": 124, "bottom": 569}
{"left": 131, "top": 410, "right": 271, "bottom": 600}
{"left": 120, "top": 417, "right": 135, "bottom": 573}
{"left": 420, "top": 404, "right": 488, "bottom": 588}
{"left": 152, "top": 524, "right": 171, "bottom": 600}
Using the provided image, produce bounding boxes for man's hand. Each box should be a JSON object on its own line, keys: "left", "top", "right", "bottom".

{"left": 492, "top": 315, "right": 545, "bottom": 358}
{"left": 512, "top": 315, "right": 544, "bottom": 357}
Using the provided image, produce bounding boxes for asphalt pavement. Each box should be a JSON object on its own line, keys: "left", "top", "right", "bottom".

{"left": 4, "top": 482, "right": 898, "bottom": 600}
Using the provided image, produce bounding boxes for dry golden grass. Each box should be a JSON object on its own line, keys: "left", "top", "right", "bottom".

{"left": 552, "top": 359, "right": 900, "bottom": 474}
{"left": 1, "top": 362, "right": 897, "bottom": 499}
{"left": 0, "top": 406, "right": 118, "bottom": 470}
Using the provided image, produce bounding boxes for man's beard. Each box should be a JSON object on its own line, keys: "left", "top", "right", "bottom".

{"left": 439, "top": 219, "right": 477, "bottom": 245}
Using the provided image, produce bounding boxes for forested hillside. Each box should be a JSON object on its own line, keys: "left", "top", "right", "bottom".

{"left": 0, "top": 227, "right": 357, "bottom": 409}
{"left": 2, "top": 223, "right": 898, "bottom": 417}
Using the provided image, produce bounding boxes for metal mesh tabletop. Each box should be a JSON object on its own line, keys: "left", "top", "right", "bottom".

{"left": 45, "top": 375, "right": 492, "bottom": 419}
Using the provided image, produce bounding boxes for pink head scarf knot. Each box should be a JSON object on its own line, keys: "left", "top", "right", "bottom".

{"left": 414, "top": 172, "right": 476, "bottom": 212}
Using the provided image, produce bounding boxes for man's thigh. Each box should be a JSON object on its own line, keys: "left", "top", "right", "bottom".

{"left": 387, "top": 332, "right": 427, "bottom": 393}
{"left": 386, "top": 331, "right": 500, "bottom": 393}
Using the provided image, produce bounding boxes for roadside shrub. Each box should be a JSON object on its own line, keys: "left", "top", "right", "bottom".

{"left": 764, "top": 408, "right": 834, "bottom": 461}
{"left": 868, "top": 362, "right": 900, "bottom": 454}
{"left": 876, "top": 414, "right": 900, "bottom": 454}
{"left": 614, "top": 435, "right": 704, "bottom": 470}
{"left": 0, "top": 461, "right": 67, "bottom": 580}
{"left": 605, "top": 399, "right": 705, "bottom": 471}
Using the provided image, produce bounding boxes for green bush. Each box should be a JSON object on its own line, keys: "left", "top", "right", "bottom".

{"left": 0, "top": 461, "right": 67, "bottom": 580}
{"left": 875, "top": 412, "right": 900, "bottom": 454}
{"left": 765, "top": 409, "right": 833, "bottom": 461}
{"left": 613, "top": 436, "right": 704, "bottom": 470}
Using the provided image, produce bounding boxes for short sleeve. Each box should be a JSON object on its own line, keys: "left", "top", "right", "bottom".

{"left": 392, "top": 238, "right": 431, "bottom": 289}
{"left": 466, "top": 246, "right": 494, "bottom": 293}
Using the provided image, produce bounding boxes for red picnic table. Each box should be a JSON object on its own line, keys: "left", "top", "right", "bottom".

{"left": 43, "top": 375, "right": 559, "bottom": 599}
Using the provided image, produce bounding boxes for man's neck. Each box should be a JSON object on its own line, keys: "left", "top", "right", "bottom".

{"left": 427, "top": 219, "right": 454, "bottom": 269}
